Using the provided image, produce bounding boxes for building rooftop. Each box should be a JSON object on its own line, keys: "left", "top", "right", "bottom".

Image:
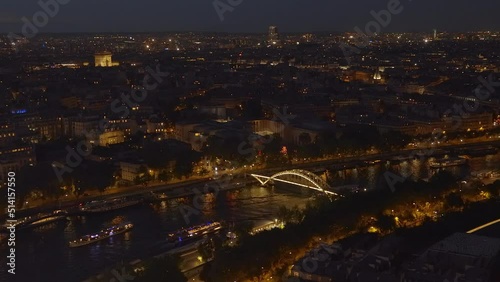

{"left": 428, "top": 233, "right": 500, "bottom": 259}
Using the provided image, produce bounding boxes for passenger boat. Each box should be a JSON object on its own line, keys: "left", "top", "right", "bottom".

{"left": 364, "top": 159, "right": 382, "bottom": 165}
{"left": 430, "top": 149, "right": 449, "bottom": 157}
{"left": 429, "top": 157, "right": 467, "bottom": 168}
{"left": 69, "top": 222, "right": 133, "bottom": 247}
{"left": 79, "top": 197, "right": 141, "bottom": 214}
{"left": 167, "top": 222, "right": 222, "bottom": 243}
{"left": 333, "top": 185, "right": 363, "bottom": 194}
{"left": 24, "top": 213, "right": 67, "bottom": 229}
{"left": 1, "top": 210, "right": 67, "bottom": 231}
{"left": 461, "top": 146, "right": 498, "bottom": 157}
{"left": 391, "top": 155, "right": 410, "bottom": 162}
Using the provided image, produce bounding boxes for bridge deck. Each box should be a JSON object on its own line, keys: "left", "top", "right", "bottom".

{"left": 250, "top": 169, "right": 338, "bottom": 196}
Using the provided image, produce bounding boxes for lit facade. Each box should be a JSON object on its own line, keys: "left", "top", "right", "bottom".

{"left": 99, "top": 130, "right": 125, "bottom": 146}
{"left": 94, "top": 52, "right": 113, "bottom": 67}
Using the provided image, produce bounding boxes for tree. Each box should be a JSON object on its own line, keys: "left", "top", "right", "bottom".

{"left": 338, "top": 125, "right": 381, "bottom": 152}
{"left": 241, "top": 99, "right": 263, "bottom": 119}
{"left": 381, "top": 131, "right": 411, "bottom": 150}
{"left": 158, "top": 170, "right": 173, "bottom": 182}
{"left": 17, "top": 164, "right": 42, "bottom": 204}
{"left": 277, "top": 205, "right": 303, "bottom": 224}
{"left": 298, "top": 132, "right": 312, "bottom": 145}
{"left": 445, "top": 193, "right": 464, "bottom": 208}
{"left": 73, "top": 185, "right": 85, "bottom": 199}
{"left": 139, "top": 140, "right": 174, "bottom": 169}
{"left": 71, "top": 161, "right": 115, "bottom": 194}
{"left": 198, "top": 238, "right": 215, "bottom": 261}
{"left": 376, "top": 214, "right": 397, "bottom": 232}
{"left": 316, "top": 130, "right": 339, "bottom": 155}
{"left": 485, "top": 180, "right": 500, "bottom": 198}
{"left": 233, "top": 221, "right": 255, "bottom": 239}
{"left": 173, "top": 151, "right": 201, "bottom": 179}
{"left": 17, "top": 162, "right": 66, "bottom": 204}
{"left": 89, "top": 161, "right": 115, "bottom": 193}
{"left": 134, "top": 165, "right": 153, "bottom": 185}
{"left": 136, "top": 256, "right": 187, "bottom": 282}
{"left": 262, "top": 134, "right": 283, "bottom": 155}
{"left": 277, "top": 206, "right": 292, "bottom": 224}
{"left": 203, "top": 135, "right": 242, "bottom": 160}
{"left": 429, "top": 171, "right": 456, "bottom": 191}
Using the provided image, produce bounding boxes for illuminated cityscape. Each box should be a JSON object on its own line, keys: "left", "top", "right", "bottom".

{"left": 0, "top": 1, "right": 500, "bottom": 282}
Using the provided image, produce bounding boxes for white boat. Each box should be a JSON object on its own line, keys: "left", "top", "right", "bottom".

{"left": 429, "top": 157, "right": 467, "bottom": 168}
{"left": 69, "top": 222, "right": 133, "bottom": 247}
{"left": 79, "top": 198, "right": 141, "bottom": 213}
{"left": 167, "top": 222, "right": 222, "bottom": 243}
{"left": 1, "top": 210, "right": 67, "bottom": 231}
{"left": 25, "top": 215, "right": 67, "bottom": 229}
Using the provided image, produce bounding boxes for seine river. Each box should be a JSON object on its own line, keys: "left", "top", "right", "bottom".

{"left": 1, "top": 152, "right": 499, "bottom": 282}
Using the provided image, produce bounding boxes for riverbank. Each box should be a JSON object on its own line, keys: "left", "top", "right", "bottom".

{"left": 202, "top": 171, "right": 500, "bottom": 281}
{"left": 0, "top": 176, "right": 257, "bottom": 223}
{"left": 5, "top": 138, "right": 500, "bottom": 218}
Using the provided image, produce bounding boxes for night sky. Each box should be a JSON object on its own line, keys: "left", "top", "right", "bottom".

{"left": 1, "top": 0, "right": 499, "bottom": 33}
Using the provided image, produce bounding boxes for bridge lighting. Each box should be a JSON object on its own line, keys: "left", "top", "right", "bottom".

{"left": 250, "top": 169, "right": 338, "bottom": 198}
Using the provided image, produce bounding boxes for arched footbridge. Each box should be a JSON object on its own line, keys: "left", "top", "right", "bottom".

{"left": 250, "top": 169, "right": 338, "bottom": 196}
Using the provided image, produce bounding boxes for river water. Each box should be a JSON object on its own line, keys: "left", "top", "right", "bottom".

{"left": 1, "top": 152, "right": 499, "bottom": 282}
{"left": 1, "top": 186, "right": 312, "bottom": 282}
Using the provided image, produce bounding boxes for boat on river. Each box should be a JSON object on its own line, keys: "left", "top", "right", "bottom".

{"left": 1, "top": 210, "right": 67, "bottom": 231}
{"left": 167, "top": 222, "right": 222, "bottom": 243}
{"left": 79, "top": 197, "right": 141, "bottom": 214}
{"left": 69, "top": 222, "right": 133, "bottom": 247}
{"left": 429, "top": 157, "right": 467, "bottom": 168}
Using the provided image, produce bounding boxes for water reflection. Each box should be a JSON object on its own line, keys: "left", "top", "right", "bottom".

{"left": 326, "top": 153, "right": 499, "bottom": 190}
{"left": 1, "top": 152, "right": 499, "bottom": 282}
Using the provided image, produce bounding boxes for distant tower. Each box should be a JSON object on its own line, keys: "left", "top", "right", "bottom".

{"left": 268, "top": 26, "right": 279, "bottom": 44}
{"left": 94, "top": 52, "right": 113, "bottom": 67}
{"left": 433, "top": 29, "right": 437, "bottom": 40}
{"left": 373, "top": 69, "right": 382, "bottom": 81}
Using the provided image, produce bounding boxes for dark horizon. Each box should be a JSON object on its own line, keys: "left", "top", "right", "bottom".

{"left": 1, "top": 0, "right": 500, "bottom": 34}
{"left": 2, "top": 2, "right": 500, "bottom": 282}
{"left": 3, "top": 29, "right": 500, "bottom": 36}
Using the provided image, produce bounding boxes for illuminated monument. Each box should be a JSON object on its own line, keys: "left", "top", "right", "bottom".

{"left": 94, "top": 52, "right": 113, "bottom": 67}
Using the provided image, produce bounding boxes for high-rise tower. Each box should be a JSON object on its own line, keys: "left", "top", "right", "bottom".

{"left": 268, "top": 26, "right": 279, "bottom": 44}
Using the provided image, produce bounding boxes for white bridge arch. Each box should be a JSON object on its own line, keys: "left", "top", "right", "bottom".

{"left": 250, "top": 169, "right": 338, "bottom": 196}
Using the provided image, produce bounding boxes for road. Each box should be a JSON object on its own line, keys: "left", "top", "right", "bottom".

{"left": 8, "top": 138, "right": 500, "bottom": 219}
{"left": 467, "top": 218, "right": 500, "bottom": 234}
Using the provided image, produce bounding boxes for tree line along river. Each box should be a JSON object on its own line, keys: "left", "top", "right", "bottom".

{"left": 1, "top": 152, "right": 499, "bottom": 282}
